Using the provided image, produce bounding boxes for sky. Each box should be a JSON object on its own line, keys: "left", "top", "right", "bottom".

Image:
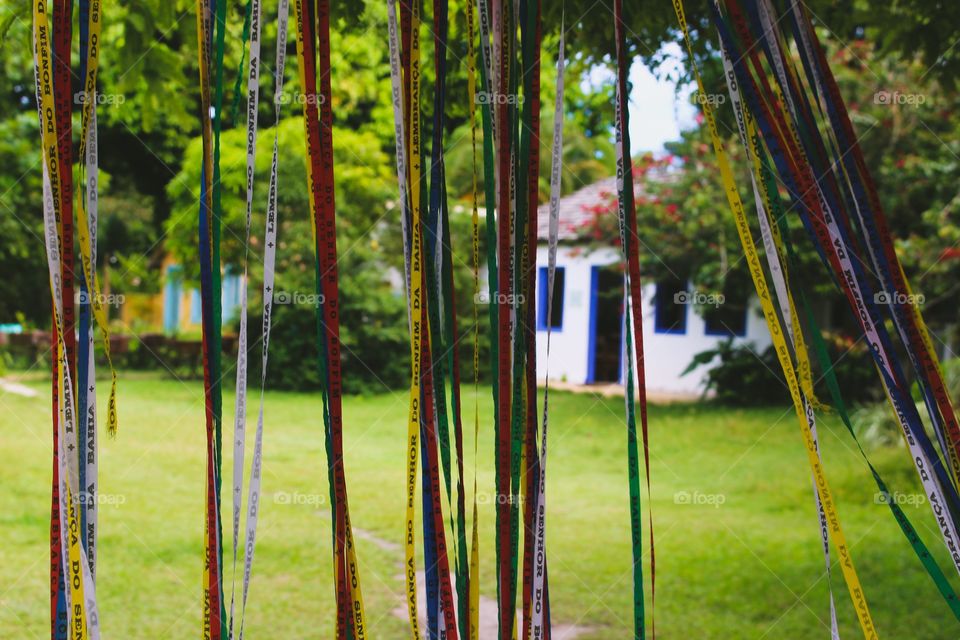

{"left": 587, "top": 43, "right": 699, "bottom": 155}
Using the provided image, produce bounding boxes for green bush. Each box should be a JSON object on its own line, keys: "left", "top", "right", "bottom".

{"left": 852, "top": 357, "right": 960, "bottom": 449}
{"left": 684, "top": 318, "right": 898, "bottom": 408}
{"left": 683, "top": 339, "right": 789, "bottom": 406}
{"left": 244, "top": 280, "right": 410, "bottom": 396}
{"left": 813, "top": 330, "right": 884, "bottom": 405}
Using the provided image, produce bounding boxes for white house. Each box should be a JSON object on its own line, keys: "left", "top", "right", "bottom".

{"left": 531, "top": 176, "right": 771, "bottom": 397}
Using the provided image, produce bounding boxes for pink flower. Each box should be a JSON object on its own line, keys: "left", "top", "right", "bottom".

{"left": 940, "top": 247, "right": 960, "bottom": 261}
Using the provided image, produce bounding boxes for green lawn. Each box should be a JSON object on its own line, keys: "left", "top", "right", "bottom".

{"left": 0, "top": 372, "right": 957, "bottom": 638}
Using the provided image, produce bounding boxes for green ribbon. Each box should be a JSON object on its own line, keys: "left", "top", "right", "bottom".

{"left": 756, "top": 138, "right": 960, "bottom": 621}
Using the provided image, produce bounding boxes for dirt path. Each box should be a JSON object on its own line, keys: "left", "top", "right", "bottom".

{"left": 547, "top": 379, "right": 701, "bottom": 403}
{"left": 347, "top": 522, "right": 591, "bottom": 637}
{"left": 387, "top": 570, "right": 592, "bottom": 638}
{"left": 0, "top": 378, "right": 38, "bottom": 397}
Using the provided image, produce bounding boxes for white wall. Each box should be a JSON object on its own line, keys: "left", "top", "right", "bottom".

{"left": 633, "top": 281, "right": 772, "bottom": 396}
{"left": 532, "top": 246, "right": 772, "bottom": 396}
{"left": 530, "top": 246, "right": 617, "bottom": 385}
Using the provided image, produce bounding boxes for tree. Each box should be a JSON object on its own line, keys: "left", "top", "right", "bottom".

{"left": 0, "top": 113, "right": 50, "bottom": 327}
{"left": 2, "top": 0, "right": 958, "bottom": 340}
{"left": 577, "top": 32, "right": 960, "bottom": 400}
{"left": 542, "top": 0, "right": 960, "bottom": 87}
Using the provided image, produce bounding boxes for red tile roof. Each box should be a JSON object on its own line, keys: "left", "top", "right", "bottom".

{"left": 535, "top": 167, "right": 672, "bottom": 242}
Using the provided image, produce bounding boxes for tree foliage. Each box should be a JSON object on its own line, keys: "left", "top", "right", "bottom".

{"left": 578, "top": 34, "right": 960, "bottom": 368}
{"left": 545, "top": 0, "right": 960, "bottom": 87}
{"left": 1, "top": 0, "right": 958, "bottom": 383}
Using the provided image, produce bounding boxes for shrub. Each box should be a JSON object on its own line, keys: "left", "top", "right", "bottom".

{"left": 244, "top": 280, "right": 410, "bottom": 396}
{"left": 683, "top": 339, "right": 789, "bottom": 406}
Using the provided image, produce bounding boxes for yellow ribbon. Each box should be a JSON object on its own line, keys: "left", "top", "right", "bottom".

{"left": 672, "top": 1, "right": 878, "bottom": 636}
{"left": 466, "top": 0, "right": 482, "bottom": 636}
{"left": 402, "top": 1, "right": 427, "bottom": 636}
{"left": 33, "top": 0, "right": 89, "bottom": 636}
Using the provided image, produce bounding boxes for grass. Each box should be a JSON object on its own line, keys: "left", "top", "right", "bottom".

{"left": 0, "top": 371, "right": 957, "bottom": 638}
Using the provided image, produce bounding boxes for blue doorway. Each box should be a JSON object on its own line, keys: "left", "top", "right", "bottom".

{"left": 587, "top": 265, "right": 624, "bottom": 383}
